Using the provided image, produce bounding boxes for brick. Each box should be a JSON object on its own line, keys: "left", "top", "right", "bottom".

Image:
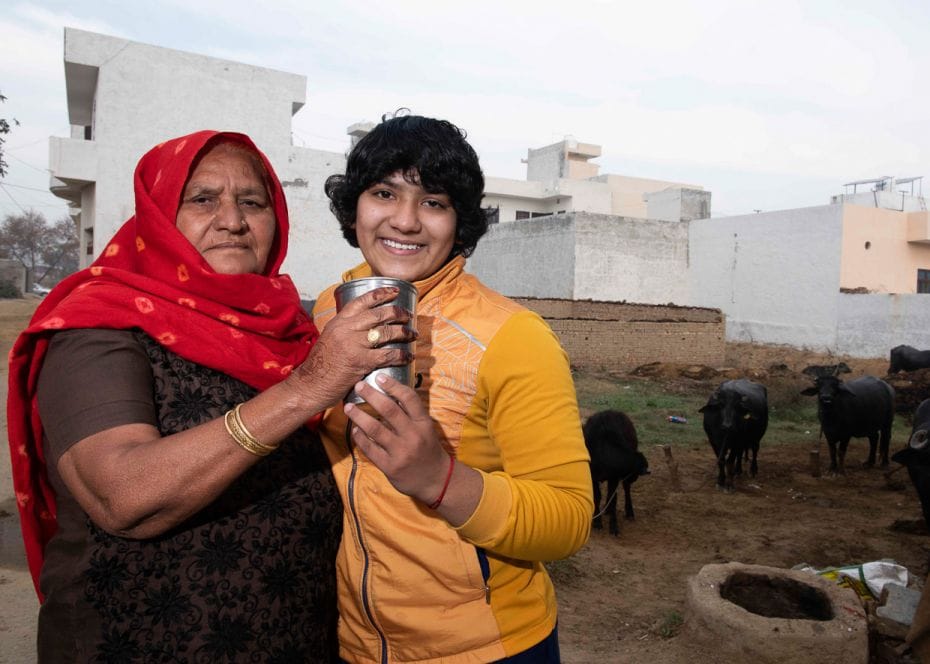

{"left": 516, "top": 298, "right": 725, "bottom": 372}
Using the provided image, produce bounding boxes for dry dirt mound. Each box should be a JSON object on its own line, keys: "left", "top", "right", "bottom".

{"left": 887, "top": 369, "right": 930, "bottom": 417}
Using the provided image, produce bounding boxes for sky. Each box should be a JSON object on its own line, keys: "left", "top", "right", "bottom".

{"left": 0, "top": 0, "right": 928, "bottom": 222}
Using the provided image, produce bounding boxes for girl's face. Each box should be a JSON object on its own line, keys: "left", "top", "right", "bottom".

{"left": 353, "top": 170, "right": 457, "bottom": 282}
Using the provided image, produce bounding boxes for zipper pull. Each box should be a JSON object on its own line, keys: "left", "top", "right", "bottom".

{"left": 485, "top": 584, "right": 491, "bottom": 604}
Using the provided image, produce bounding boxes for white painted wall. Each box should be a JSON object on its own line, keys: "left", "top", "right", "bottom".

{"left": 836, "top": 293, "right": 930, "bottom": 358}
{"left": 276, "top": 148, "right": 363, "bottom": 299}
{"left": 467, "top": 215, "right": 576, "bottom": 298}
{"left": 468, "top": 212, "right": 689, "bottom": 306}
{"left": 50, "top": 30, "right": 927, "bottom": 358}
{"left": 688, "top": 205, "right": 845, "bottom": 351}
{"left": 52, "top": 28, "right": 360, "bottom": 299}
{"left": 573, "top": 214, "right": 689, "bottom": 304}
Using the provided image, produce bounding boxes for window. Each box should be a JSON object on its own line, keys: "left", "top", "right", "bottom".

{"left": 515, "top": 210, "right": 530, "bottom": 220}
{"left": 530, "top": 212, "right": 550, "bottom": 218}
{"left": 918, "top": 269, "right": 930, "bottom": 294}
{"left": 484, "top": 206, "right": 500, "bottom": 225}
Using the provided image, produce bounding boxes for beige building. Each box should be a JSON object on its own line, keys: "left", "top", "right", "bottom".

{"left": 840, "top": 205, "right": 930, "bottom": 294}
{"left": 482, "top": 138, "right": 711, "bottom": 224}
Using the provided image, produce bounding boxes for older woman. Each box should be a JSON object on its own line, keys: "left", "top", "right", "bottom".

{"left": 7, "top": 130, "right": 413, "bottom": 662}
{"left": 314, "top": 113, "right": 593, "bottom": 663}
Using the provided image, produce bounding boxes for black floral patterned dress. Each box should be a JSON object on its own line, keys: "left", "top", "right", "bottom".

{"left": 36, "top": 330, "right": 342, "bottom": 663}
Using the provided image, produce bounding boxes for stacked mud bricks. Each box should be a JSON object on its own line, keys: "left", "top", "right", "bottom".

{"left": 516, "top": 298, "right": 725, "bottom": 372}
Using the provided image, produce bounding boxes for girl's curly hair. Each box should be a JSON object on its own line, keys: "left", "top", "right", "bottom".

{"left": 324, "top": 111, "right": 488, "bottom": 258}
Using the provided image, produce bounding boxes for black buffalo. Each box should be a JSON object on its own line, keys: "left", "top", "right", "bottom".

{"left": 801, "top": 375, "right": 895, "bottom": 474}
{"left": 583, "top": 410, "right": 649, "bottom": 536}
{"left": 889, "top": 345, "right": 930, "bottom": 374}
{"left": 699, "top": 379, "right": 768, "bottom": 491}
{"left": 891, "top": 399, "right": 930, "bottom": 530}
{"left": 801, "top": 362, "right": 851, "bottom": 379}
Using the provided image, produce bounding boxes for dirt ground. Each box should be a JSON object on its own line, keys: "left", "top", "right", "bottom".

{"left": 0, "top": 298, "right": 927, "bottom": 663}
{"left": 555, "top": 345, "right": 928, "bottom": 664}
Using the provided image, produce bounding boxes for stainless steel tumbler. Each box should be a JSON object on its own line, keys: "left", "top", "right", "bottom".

{"left": 334, "top": 277, "right": 418, "bottom": 404}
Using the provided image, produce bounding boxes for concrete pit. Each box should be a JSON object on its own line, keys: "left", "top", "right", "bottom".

{"left": 684, "top": 562, "right": 869, "bottom": 664}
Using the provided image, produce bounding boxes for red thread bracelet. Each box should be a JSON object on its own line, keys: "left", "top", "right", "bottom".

{"left": 428, "top": 455, "right": 456, "bottom": 510}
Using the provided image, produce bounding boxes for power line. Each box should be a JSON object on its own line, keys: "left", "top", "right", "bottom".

{"left": 6, "top": 152, "right": 49, "bottom": 174}
{"left": 0, "top": 183, "right": 27, "bottom": 214}
{"left": 2, "top": 181, "right": 52, "bottom": 194}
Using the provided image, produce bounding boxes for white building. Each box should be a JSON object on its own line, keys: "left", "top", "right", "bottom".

{"left": 688, "top": 190, "right": 930, "bottom": 357}
{"left": 472, "top": 188, "right": 930, "bottom": 358}
{"left": 49, "top": 28, "right": 930, "bottom": 358}
{"left": 483, "top": 138, "right": 711, "bottom": 224}
{"left": 49, "top": 28, "right": 360, "bottom": 299}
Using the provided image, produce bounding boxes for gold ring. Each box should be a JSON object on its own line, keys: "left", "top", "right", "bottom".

{"left": 367, "top": 328, "right": 381, "bottom": 347}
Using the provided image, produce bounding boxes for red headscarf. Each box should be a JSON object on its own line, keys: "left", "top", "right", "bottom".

{"left": 6, "top": 130, "right": 319, "bottom": 599}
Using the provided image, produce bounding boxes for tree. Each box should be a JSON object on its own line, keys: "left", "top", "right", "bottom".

{"left": 0, "top": 210, "right": 79, "bottom": 288}
{"left": 42, "top": 216, "right": 80, "bottom": 282}
{"left": 0, "top": 90, "right": 20, "bottom": 179}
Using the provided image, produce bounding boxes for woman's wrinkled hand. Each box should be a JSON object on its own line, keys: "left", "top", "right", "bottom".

{"left": 289, "top": 287, "right": 415, "bottom": 408}
{"left": 343, "top": 374, "right": 450, "bottom": 504}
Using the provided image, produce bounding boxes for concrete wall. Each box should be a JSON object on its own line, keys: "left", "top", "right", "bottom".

{"left": 840, "top": 205, "right": 930, "bottom": 294}
{"left": 596, "top": 174, "right": 703, "bottom": 219}
{"left": 277, "top": 148, "right": 363, "bottom": 297}
{"left": 835, "top": 293, "right": 930, "bottom": 358}
{"left": 468, "top": 212, "right": 689, "bottom": 306}
{"left": 468, "top": 215, "right": 576, "bottom": 298}
{"left": 645, "top": 188, "right": 712, "bottom": 222}
{"left": 555, "top": 179, "right": 612, "bottom": 215}
{"left": 52, "top": 28, "right": 361, "bottom": 299}
{"left": 515, "top": 298, "right": 725, "bottom": 371}
{"left": 573, "top": 213, "right": 689, "bottom": 304}
{"left": 908, "top": 211, "right": 930, "bottom": 243}
{"left": 688, "top": 205, "right": 845, "bottom": 351}
{"left": 525, "top": 143, "right": 565, "bottom": 182}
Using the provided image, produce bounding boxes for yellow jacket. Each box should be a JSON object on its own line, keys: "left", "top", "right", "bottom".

{"left": 313, "top": 257, "right": 592, "bottom": 663}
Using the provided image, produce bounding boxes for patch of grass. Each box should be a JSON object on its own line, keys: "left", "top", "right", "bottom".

{"left": 574, "top": 370, "right": 914, "bottom": 450}
{"left": 544, "top": 558, "right": 584, "bottom": 585}
{"left": 575, "top": 372, "right": 707, "bottom": 448}
{"left": 654, "top": 610, "right": 683, "bottom": 638}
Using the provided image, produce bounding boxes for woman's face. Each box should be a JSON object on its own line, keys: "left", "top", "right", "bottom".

{"left": 176, "top": 143, "right": 276, "bottom": 275}
{"left": 354, "top": 170, "right": 457, "bottom": 283}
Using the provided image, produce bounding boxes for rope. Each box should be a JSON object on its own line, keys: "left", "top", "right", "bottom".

{"left": 591, "top": 473, "right": 632, "bottom": 519}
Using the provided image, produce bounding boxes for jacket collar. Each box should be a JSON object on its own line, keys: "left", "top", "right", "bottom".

{"left": 340, "top": 255, "right": 465, "bottom": 303}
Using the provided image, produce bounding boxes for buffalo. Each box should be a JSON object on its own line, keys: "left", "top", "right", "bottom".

{"left": 801, "top": 362, "right": 851, "bottom": 379}
{"left": 891, "top": 399, "right": 930, "bottom": 530}
{"left": 583, "top": 410, "right": 649, "bottom": 536}
{"left": 699, "top": 379, "right": 768, "bottom": 491}
{"left": 889, "top": 345, "right": 930, "bottom": 374}
{"left": 801, "top": 375, "right": 895, "bottom": 474}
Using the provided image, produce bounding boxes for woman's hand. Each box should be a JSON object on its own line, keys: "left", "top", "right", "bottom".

{"left": 288, "top": 286, "right": 415, "bottom": 409}
{"left": 345, "top": 374, "right": 483, "bottom": 525}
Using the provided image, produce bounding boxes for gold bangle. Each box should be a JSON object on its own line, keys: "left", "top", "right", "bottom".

{"left": 224, "top": 404, "right": 277, "bottom": 457}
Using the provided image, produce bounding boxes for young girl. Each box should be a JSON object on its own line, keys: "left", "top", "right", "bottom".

{"left": 314, "top": 113, "right": 593, "bottom": 663}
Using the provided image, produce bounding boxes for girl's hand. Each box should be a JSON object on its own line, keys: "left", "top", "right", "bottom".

{"left": 344, "top": 374, "right": 449, "bottom": 503}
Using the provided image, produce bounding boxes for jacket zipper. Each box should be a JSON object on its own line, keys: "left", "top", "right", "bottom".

{"left": 345, "top": 420, "right": 389, "bottom": 663}
{"left": 477, "top": 547, "right": 491, "bottom": 604}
